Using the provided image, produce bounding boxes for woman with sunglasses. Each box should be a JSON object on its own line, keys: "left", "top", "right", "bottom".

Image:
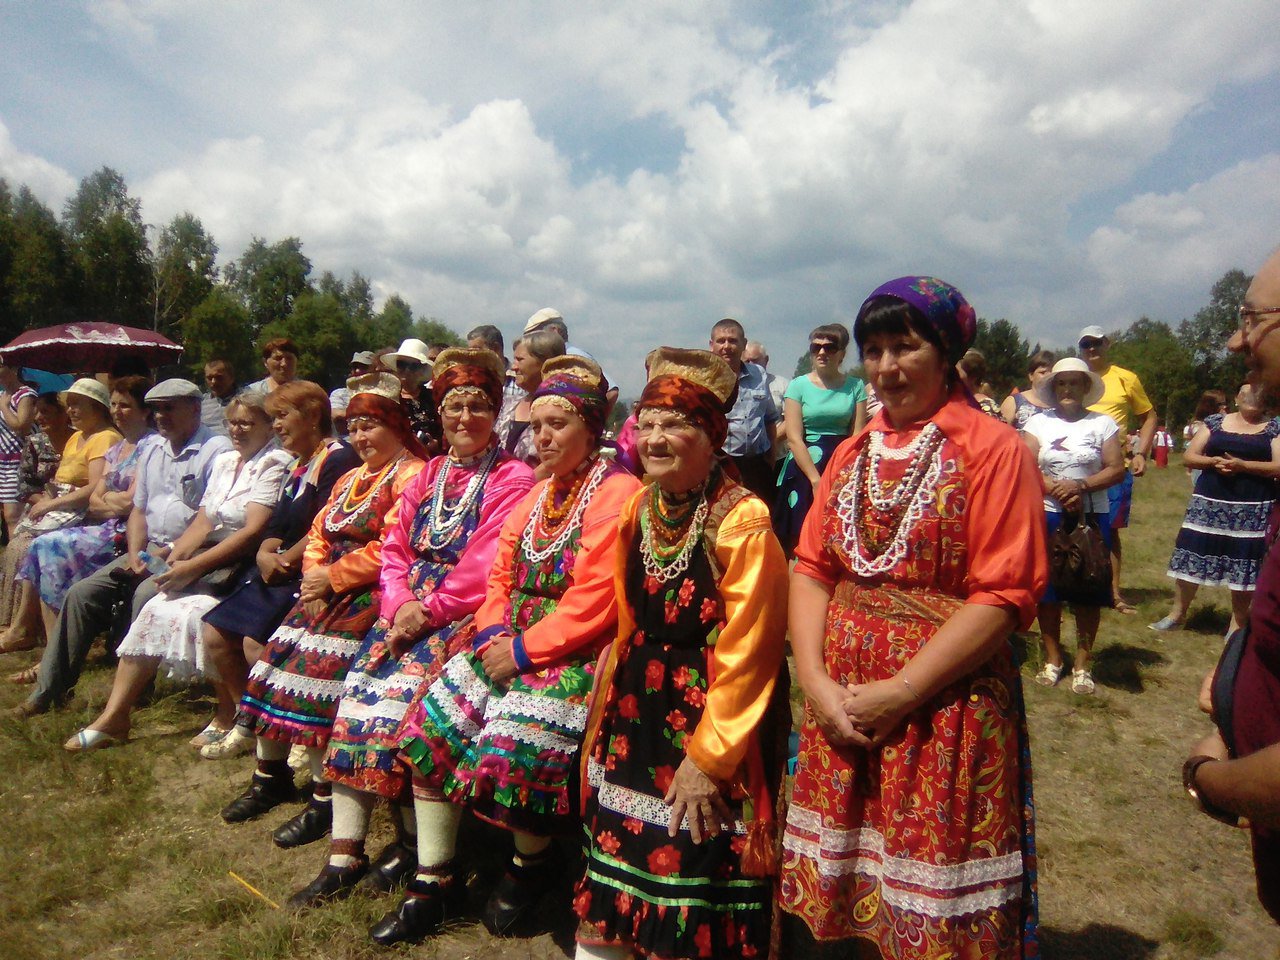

{"left": 773, "top": 324, "right": 866, "bottom": 558}
{"left": 385, "top": 338, "right": 440, "bottom": 454}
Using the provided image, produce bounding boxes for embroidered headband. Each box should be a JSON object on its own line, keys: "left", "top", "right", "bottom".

{"left": 531, "top": 355, "right": 609, "bottom": 443}
{"left": 430, "top": 347, "right": 505, "bottom": 410}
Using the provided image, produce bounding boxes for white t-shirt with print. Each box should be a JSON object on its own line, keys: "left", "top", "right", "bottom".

{"left": 1023, "top": 409, "right": 1119, "bottom": 513}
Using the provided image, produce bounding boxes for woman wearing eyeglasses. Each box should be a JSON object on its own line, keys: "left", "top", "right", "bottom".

{"left": 773, "top": 323, "right": 866, "bottom": 558}
{"left": 385, "top": 338, "right": 440, "bottom": 453}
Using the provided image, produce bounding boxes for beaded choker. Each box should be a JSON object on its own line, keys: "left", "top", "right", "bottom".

{"left": 520, "top": 456, "right": 610, "bottom": 564}
{"left": 836, "top": 424, "right": 945, "bottom": 577}
{"left": 424, "top": 443, "right": 500, "bottom": 550}
{"left": 639, "top": 480, "right": 710, "bottom": 584}
{"left": 323, "top": 452, "right": 406, "bottom": 534}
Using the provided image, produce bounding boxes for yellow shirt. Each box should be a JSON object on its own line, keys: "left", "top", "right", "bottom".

{"left": 53, "top": 428, "right": 123, "bottom": 487}
{"left": 1088, "top": 363, "right": 1153, "bottom": 431}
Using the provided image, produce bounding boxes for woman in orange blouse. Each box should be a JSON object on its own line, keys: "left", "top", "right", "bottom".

{"left": 376, "top": 356, "right": 641, "bottom": 946}
{"left": 220, "top": 374, "right": 426, "bottom": 833}
{"left": 575, "top": 347, "right": 790, "bottom": 960}
{"left": 778, "top": 278, "right": 1047, "bottom": 960}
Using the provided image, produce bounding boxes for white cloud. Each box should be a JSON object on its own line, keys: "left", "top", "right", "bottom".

{"left": 3, "top": 0, "right": 1278, "bottom": 389}
{"left": 0, "top": 121, "right": 76, "bottom": 208}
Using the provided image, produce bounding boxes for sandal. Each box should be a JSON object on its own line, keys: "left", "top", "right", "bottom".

{"left": 7, "top": 665, "right": 39, "bottom": 684}
{"left": 200, "top": 725, "right": 255, "bottom": 760}
{"left": 1112, "top": 600, "right": 1138, "bottom": 615}
{"left": 190, "top": 721, "right": 232, "bottom": 749}
{"left": 1034, "top": 663, "right": 1062, "bottom": 687}
{"left": 1148, "top": 616, "right": 1183, "bottom": 632}
{"left": 1071, "top": 669, "right": 1096, "bottom": 695}
{"left": 64, "top": 728, "right": 124, "bottom": 752}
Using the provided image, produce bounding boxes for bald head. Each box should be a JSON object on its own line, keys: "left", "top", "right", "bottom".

{"left": 1230, "top": 246, "right": 1280, "bottom": 392}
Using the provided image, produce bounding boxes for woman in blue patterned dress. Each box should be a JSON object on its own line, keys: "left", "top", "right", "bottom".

{"left": 1152, "top": 382, "right": 1280, "bottom": 634}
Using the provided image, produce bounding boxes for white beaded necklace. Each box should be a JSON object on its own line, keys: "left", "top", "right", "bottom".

{"left": 424, "top": 444, "right": 500, "bottom": 550}
{"left": 836, "top": 425, "right": 945, "bottom": 577}
{"left": 519, "top": 456, "right": 610, "bottom": 564}
{"left": 322, "top": 453, "right": 405, "bottom": 535}
{"left": 639, "top": 489, "right": 710, "bottom": 584}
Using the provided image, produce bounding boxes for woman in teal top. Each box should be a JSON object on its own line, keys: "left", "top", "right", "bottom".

{"left": 773, "top": 322, "right": 866, "bottom": 556}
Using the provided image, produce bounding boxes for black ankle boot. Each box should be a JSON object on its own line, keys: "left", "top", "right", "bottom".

{"left": 359, "top": 840, "right": 418, "bottom": 892}
{"left": 272, "top": 800, "right": 332, "bottom": 848}
{"left": 286, "top": 859, "right": 369, "bottom": 910}
{"left": 220, "top": 772, "right": 299, "bottom": 823}
{"left": 369, "top": 876, "right": 463, "bottom": 945}
{"left": 481, "top": 847, "right": 562, "bottom": 937}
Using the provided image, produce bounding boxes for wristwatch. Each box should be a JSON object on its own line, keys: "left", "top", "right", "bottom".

{"left": 1182, "top": 755, "right": 1242, "bottom": 826}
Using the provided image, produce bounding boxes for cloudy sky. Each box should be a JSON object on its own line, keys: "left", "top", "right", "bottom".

{"left": 2, "top": 1, "right": 1278, "bottom": 393}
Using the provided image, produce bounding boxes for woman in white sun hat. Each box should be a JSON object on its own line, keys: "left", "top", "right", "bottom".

{"left": 1022, "top": 357, "right": 1125, "bottom": 694}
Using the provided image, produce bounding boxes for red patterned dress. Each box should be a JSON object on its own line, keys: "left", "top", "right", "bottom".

{"left": 779, "top": 389, "right": 1047, "bottom": 960}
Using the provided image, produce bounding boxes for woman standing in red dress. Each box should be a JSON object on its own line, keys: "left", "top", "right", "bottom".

{"left": 779, "top": 277, "right": 1048, "bottom": 959}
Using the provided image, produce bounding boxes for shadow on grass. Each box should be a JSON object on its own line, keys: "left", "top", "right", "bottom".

{"left": 1114, "top": 587, "right": 1169, "bottom": 608}
{"left": 1091, "top": 644, "right": 1168, "bottom": 694}
{"left": 1040, "top": 922, "right": 1160, "bottom": 959}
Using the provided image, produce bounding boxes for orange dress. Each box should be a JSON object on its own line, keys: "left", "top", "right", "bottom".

{"left": 779, "top": 388, "right": 1047, "bottom": 960}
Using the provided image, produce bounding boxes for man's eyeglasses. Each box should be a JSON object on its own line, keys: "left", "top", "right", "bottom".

{"left": 1238, "top": 304, "right": 1280, "bottom": 336}
{"left": 809, "top": 342, "right": 839, "bottom": 355}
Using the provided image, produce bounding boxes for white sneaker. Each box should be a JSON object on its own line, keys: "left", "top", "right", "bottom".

{"left": 200, "top": 726, "right": 255, "bottom": 760}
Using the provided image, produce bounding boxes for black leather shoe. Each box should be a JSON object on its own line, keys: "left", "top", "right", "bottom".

{"left": 220, "top": 773, "right": 299, "bottom": 823}
{"left": 481, "top": 848, "right": 562, "bottom": 937}
{"left": 369, "top": 878, "right": 463, "bottom": 946}
{"left": 286, "top": 859, "right": 369, "bottom": 910}
{"left": 359, "top": 840, "right": 418, "bottom": 893}
{"left": 272, "top": 801, "right": 332, "bottom": 848}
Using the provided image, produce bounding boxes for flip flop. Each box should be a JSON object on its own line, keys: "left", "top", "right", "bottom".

{"left": 1113, "top": 600, "right": 1138, "bottom": 615}
{"left": 190, "top": 721, "right": 232, "bottom": 748}
{"left": 64, "top": 728, "right": 123, "bottom": 752}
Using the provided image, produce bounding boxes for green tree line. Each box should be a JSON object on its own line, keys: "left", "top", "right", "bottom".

{"left": 0, "top": 166, "right": 462, "bottom": 388}
{"left": 791, "top": 272, "right": 1250, "bottom": 430}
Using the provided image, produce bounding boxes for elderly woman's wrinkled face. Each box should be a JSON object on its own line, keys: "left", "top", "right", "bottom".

{"left": 1052, "top": 372, "right": 1092, "bottom": 410}
{"left": 1236, "top": 384, "right": 1265, "bottom": 420}
{"left": 636, "top": 409, "right": 715, "bottom": 493}
{"left": 110, "top": 391, "right": 148, "bottom": 435}
{"left": 512, "top": 342, "right": 543, "bottom": 393}
{"left": 531, "top": 403, "right": 593, "bottom": 479}
{"left": 226, "top": 404, "right": 274, "bottom": 457}
{"left": 347, "top": 416, "right": 402, "bottom": 469}
{"left": 440, "top": 391, "right": 496, "bottom": 460}
{"left": 861, "top": 328, "right": 949, "bottom": 426}
{"left": 65, "top": 393, "right": 107, "bottom": 431}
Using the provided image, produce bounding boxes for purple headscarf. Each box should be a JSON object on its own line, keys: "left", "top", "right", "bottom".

{"left": 856, "top": 276, "right": 977, "bottom": 363}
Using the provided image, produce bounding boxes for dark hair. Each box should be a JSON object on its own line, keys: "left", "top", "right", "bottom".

{"left": 711, "top": 318, "right": 746, "bottom": 341}
{"left": 35, "top": 391, "right": 65, "bottom": 413}
{"left": 261, "top": 337, "right": 299, "bottom": 360}
{"left": 110, "top": 375, "right": 152, "bottom": 409}
{"left": 1194, "top": 390, "right": 1227, "bottom": 421}
{"left": 467, "top": 324, "right": 504, "bottom": 354}
{"left": 1026, "top": 350, "right": 1056, "bottom": 376}
{"left": 854, "top": 297, "right": 948, "bottom": 361}
{"left": 265, "top": 380, "right": 333, "bottom": 437}
{"left": 808, "top": 323, "right": 850, "bottom": 352}
{"left": 205, "top": 358, "right": 235, "bottom": 376}
{"left": 957, "top": 348, "right": 987, "bottom": 383}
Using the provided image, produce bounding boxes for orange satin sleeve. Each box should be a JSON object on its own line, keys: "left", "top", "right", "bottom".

{"left": 685, "top": 496, "right": 789, "bottom": 783}
{"left": 518, "top": 471, "right": 643, "bottom": 665}
{"left": 302, "top": 465, "right": 360, "bottom": 572}
{"left": 310, "top": 459, "right": 425, "bottom": 595}
{"left": 960, "top": 422, "right": 1048, "bottom": 629}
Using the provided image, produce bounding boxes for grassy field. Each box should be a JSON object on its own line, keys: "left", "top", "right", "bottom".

{"left": 1, "top": 453, "right": 1276, "bottom": 959}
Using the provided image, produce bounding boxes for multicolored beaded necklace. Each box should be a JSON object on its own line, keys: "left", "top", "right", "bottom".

{"left": 520, "top": 455, "right": 609, "bottom": 564}
{"left": 639, "top": 475, "right": 711, "bottom": 584}
{"left": 836, "top": 423, "right": 945, "bottom": 577}
{"left": 424, "top": 443, "right": 500, "bottom": 550}
{"left": 323, "top": 451, "right": 407, "bottom": 534}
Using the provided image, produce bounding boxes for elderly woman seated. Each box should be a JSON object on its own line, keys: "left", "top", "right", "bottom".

{"left": 64, "top": 389, "right": 290, "bottom": 751}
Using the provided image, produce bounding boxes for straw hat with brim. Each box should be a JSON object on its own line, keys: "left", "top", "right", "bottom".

{"left": 1035, "top": 357, "right": 1105, "bottom": 408}
{"left": 64, "top": 378, "right": 110, "bottom": 411}
{"left": 382, "top": 339, "right": 431, "bottom": 367}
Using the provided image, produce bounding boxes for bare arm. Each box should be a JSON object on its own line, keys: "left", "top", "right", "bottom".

{"left": 791, "top": 571, "right": 858, "bottom": 746}
{"left": 1220, "top": 434, "right": 1280, "bottom": 479}
{"left": 1081, "top": 433, "right": 1126, "bottom": 493}
{"left": 1181, "top": 426, "right": 1217, "bottom": 470}
{"left": 1190, "top": 731, "right": 1280, "bottom": 830}
{"left": 1000, "top": 395, "right": 1017, "bottom": 426}
{"left": 1, "top": 394, "right": 35, "bottom": 434}
{"left": 1131, "top": 407, "right": 1158, "bottom": 475}
{"left": 852, "top": 399, "right": 867, "bottom": 435}
{"left": 783, "top": 397, "right": 821, "bottom": 485}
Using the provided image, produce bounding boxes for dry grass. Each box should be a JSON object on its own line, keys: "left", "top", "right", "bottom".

{"left": 1, "top": 453, "right": 1277, "bottom": 958}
